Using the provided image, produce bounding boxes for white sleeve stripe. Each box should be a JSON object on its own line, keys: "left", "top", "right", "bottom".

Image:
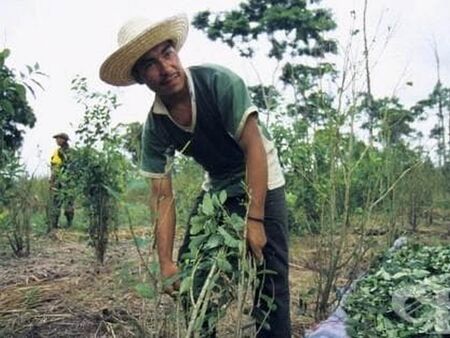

{"left": 139, "top": 170, "right": 170, "bottom": 178}
{"left": 235, "top": 105, "right": 258, "bottom": 139}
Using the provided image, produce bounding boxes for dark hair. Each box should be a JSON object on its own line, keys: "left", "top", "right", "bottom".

{"left": 131, "top": 65, "right": 144, "bottom": 84}
{"left": 131, "top": 40, "right": 176, "bottom": 84}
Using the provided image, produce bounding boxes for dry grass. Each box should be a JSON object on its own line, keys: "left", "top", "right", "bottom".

{"left": 1, "top": 217, "right": 447, "bottom": 338}
{"left": 0, "top": 228, "right": 311, "bottom": 337}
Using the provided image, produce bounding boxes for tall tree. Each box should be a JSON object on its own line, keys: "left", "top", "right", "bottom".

{"left": 413, "top": 82, "right": 450, "bottom": 167}
{"left": 193, "top": 0, "right": 338, "bottom": 127}
{"left": 0, "top": 49, "right": 36, "bottom": 161}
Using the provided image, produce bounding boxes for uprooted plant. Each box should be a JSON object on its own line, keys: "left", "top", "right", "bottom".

{"left": 177, "top": 191, "right": 272, "bottom": 338}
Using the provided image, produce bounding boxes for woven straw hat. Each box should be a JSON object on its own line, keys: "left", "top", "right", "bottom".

{"left": 100, "top": 14, "right": 189, "bottom": 86}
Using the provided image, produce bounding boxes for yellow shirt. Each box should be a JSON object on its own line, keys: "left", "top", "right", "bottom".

{"left": 50, "top": 148, "right": 63, "bottom": 168}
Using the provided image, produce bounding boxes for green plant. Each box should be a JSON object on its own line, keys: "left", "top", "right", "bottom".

{"left": 345, "top": 244, "right": 450, "bottom": 337}
{"left": 178, "top": 191, "right": 263, "bottom": 337}
{"left": 69, "top": 76, "right": 129, "bottom": 264}
{"left": 0, "top": 171, "right": 36, "bottom": 258}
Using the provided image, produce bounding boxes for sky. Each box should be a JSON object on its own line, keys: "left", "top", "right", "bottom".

{"left": 1, "top": 0, "right": 449, "bottom": 176}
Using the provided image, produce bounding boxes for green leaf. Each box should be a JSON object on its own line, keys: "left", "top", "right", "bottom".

{"left": 190, "top": 216, "right": 205, "bottom": 235}
{"left": 179, "top": 275, "right": 192, "bottom": 295}
{"left": 204, "top": 234, "right": 223, "bottom": 250}
{"left": 217, "top": 256, "right": 233, "bottom": 272}
{"left": 188, "top": 234, "right": 208, "bottom": 250}
{"left": 15, "top": 83, "right": 27, "bottom": 101}
{"left": 229, "top": 213, "right": 245, "bottom": 232}
{"left": 0, "top": 99, "right": 14, "bottom": 114}
{"left": 218, "top": 227, "right": 240, "bottom": 248}
{"left": 201, "top": 193, "right": 215, "bottom": 216}
{"left": 219, "top": 190, "right": 227, "bottom": 204}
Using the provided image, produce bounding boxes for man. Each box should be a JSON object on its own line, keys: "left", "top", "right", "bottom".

{"left": 49, "top": 132, "right": 74, "bottom": 230}
{"left": 100, "top": 14, "right": 291, "bottom": 337}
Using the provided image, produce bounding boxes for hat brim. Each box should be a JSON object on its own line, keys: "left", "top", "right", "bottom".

{"left": 100, "top": 15, "right": 189, "bottom": 86}
{"left": 53, "top": 134, "right": 69, "bottom": 141}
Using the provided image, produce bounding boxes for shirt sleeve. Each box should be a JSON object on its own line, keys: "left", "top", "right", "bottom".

{"left": 212, "top": 65, "right": 258, "bottom": 139}
{"left": 140, "top": 114, "right": 174, "bottom": 178}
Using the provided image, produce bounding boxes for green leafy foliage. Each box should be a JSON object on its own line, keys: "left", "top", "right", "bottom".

{"left": 193, "top": 0, "right": 337, "bottom": 59}
{"left": 345, "top": 244, "right": 450, "bottom": 337}
{"left": 0, "top": 49, "right": 40, "bottom": 159}
{"left": 118, "top": 121, "right": 143, "bottom": 165}
{"left": 0, "top": 175, "right": 35, "bottom": 257}
{"left": 68, "top": 76, "right": 129, "bottom": 264}
{"left": 178, "top": 191, "right": 257, "bottom": 336}
{"left": 0, "top": 49, "right": 43, "bottom": 257}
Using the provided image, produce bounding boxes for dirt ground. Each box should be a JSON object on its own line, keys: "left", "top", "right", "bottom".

{"left": 0, "top": 229, "right": 313, "bottom": 338}
{"left": 2, "top": 220, "right": 447, "bottom": 338}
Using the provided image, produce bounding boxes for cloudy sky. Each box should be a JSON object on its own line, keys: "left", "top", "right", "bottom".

{"left": 1, "top": 0, "right": 449, "bottom": 176}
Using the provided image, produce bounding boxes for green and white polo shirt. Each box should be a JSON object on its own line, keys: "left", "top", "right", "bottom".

{"left": 140, "top": 63, "right": 284, "bottom": 197}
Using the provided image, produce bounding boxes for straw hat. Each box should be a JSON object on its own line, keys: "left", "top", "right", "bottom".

{"left": 100, "top": 14, "right": 189, "bottom": 86}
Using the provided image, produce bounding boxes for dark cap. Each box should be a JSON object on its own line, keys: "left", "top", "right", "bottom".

{"left": 53, "top": 132, "right": 69, "bottom": 141}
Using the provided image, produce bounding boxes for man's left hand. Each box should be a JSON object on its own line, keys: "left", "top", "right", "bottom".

{"left": 246, "top": 219, "right": 267, "bottom": 263}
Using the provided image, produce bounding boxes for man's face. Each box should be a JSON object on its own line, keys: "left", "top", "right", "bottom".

{"left": 55, "top": 137, "right": 66, "bottom": 146}
{"left": 133, "top": 40, "right": 186, "bottom": 97}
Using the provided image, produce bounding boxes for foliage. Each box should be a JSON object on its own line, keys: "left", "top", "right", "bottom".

{"left": 345, "top": 244, "right": 450, "bottom": 337}
{"left": 0, "top": 156, "right": 34, "bottom": 257}
{"left": 193, "top": 0, "right": 337, "bottom": 60}
{"left": 0, "top": 49, "right": 41, "bottom": 160}
{"left": 413, "top": 81, "right": 450, "bottom": 167}
{"left": 118, "top": 121, "right": 143, "bottom": 165}
{"left": 172, "top": 156, "right": 203, "bottom": 227}
{"left": 357, "top": 96, "right": 422, "bottom": 147}
{"left": 69, "top": 76, "right": 129, "bottom": 264}
{"left": 0, "top": 49, "right": 43, "bottom": 257}
{"left": 178, "top": 191, "right": 261, "bottom": 337}
{"left": 193, "top": 0, "right": 339, "bottom": 131}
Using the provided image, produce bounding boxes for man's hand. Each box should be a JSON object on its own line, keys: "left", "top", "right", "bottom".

{"left": 246, "top": 219, "right": 267, "bottom": 263}
{"left": 160, "top": 261, "right": 180, "bottom": 295}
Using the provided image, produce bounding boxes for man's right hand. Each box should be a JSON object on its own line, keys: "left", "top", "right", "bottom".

{"left": 160, "top": 261, "right": 180, "bottom": 295}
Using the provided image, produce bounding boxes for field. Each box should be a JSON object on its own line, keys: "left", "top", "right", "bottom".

{"left": 1, "top": 213, "right": 448, "bottom": 337}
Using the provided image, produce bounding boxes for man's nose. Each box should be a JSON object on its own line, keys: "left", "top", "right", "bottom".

{"left": 158, "top": 58, "right": 171, "bottom": 75}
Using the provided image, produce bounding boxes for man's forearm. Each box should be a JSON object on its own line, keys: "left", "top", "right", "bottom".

{"left": 246, "top": 141, "right": 268, "bottom": 217}
{"left": 151, "top": 179, "right": 176, "bottom": 267}
{"left": 154, "top": 197, "right": 176, "bottom": 265}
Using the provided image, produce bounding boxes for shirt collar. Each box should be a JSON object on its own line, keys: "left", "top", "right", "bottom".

{"left": 152, "top": 68, "right": 194, "bottom": 116}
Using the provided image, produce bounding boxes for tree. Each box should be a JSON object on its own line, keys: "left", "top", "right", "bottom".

{"left": 69, "top": 76, "right": 129, "bottom": 264}
{"left": 414, "top": 82, "right": 450, "bottom": 167}
{"left": 193, "top": 0, "right": 338, "bottom": 128}
{"left": 0, "top": 49, "right": 43, "bottom": 258}
{"left": 0, "top": 49, "right": 36, "bottom": 166}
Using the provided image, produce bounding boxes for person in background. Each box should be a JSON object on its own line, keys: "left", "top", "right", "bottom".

{"left": 48, "top": 132, "right": 74, "bottom": 231}
{"left": 99, "top": 14, "right": 291, "bottom": 337}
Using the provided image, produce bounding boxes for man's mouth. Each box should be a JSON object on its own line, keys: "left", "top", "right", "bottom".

{"left": 161, "top": 73, "right": 179, "bottom": 86}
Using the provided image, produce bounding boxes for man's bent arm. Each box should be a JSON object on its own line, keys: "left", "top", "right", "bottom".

{"left": 151, "top": 176, "right": 177, "bottom": 276}
{"left": 239, "top": 113, "right": 268, "bottom": 219}
{"left": 239, "top": 113, "right": 268, "bottom": 260}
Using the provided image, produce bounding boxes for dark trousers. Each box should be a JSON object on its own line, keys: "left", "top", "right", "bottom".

{"left": 178, "top": 186, "right": 291, "bottom": 337}
{"left": 48, "top": 187, "right": 74, "bottom": 230}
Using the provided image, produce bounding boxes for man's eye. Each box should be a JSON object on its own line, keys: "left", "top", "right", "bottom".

{"left": 139, "top": 59, "right": 155, "bottom": 70}
{"left": 164, "top": 47, "right": 175, "bottom": 58}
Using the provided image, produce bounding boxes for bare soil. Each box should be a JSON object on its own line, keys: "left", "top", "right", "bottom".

{"left": 0, "top": 229, "right": 311, "bottom": 338}
{"left": 2, "top": 220, "right": 447, "bottom": 338}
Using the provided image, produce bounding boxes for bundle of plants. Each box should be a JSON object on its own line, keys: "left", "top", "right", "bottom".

{"left": 344, "top": 243, "right": 450, "bottom": 337}
{"left": 177, "top": 191, "right": 261, "bottom": 337}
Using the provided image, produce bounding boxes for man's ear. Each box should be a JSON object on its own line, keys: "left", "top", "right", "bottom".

{"left": 131, "top": 65, "right": 145, "bottom": 84}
